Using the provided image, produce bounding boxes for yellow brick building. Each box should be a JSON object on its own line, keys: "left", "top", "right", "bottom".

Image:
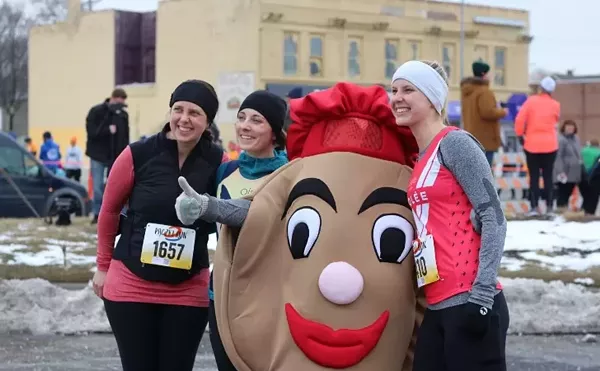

{"left": 28, "top": 0, "right": 531, "bottom": 157}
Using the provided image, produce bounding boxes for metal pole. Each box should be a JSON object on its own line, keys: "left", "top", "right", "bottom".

{"left": 459, "top": 0, "right": 465, "bottom": 82}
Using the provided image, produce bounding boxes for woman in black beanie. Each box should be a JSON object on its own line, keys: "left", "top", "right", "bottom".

{"left": 173, "top": 89, "right": 290, "bottom": 370}
{"left": 92, "top": 79, "right": 224, "bottom": 371}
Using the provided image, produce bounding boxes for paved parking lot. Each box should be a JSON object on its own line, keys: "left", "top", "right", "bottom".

{"left": 0, "top": 333, "right": 599, "bottom": 370}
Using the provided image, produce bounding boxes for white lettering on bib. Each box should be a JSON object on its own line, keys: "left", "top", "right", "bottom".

{"left": 412, "top": 234, "right": 440, "bottom": 287}
{"left": 141, "top": 223, "right": 196, "bottom": 270}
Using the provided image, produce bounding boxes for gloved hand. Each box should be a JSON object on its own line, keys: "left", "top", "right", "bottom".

{"left": 174, "top": 176, "right": 209, "bottom": 225}
{"left": 461, "top": 302, "right": 492, "bottom": 337}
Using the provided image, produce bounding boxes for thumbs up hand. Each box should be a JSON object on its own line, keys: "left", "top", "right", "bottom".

{"left": 175, "top": 176, "right": 209, "bottom": 225}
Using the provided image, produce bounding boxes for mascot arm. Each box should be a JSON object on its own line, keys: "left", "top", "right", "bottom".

{"left": 204, "top": 196, "right": 251, "bottom": 228}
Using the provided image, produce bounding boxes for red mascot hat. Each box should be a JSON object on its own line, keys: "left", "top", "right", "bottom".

{"left": 286, "top": 82, "right": 419, "bottom": 167}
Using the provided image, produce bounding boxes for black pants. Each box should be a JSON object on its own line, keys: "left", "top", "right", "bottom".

{"left": 581, "top": 178, "right": 600, "bottom": 215}
{"left": 413, "top": 292, "right": 510, "bottom": 371}
{"left": 208, "top": 272, "right": 237, "bottom": 370}
{"left": 556, "top": 182, "right": 577, "bottom": 208}
{"left": 104, "top": 299, "right": 208, "bottom": 371}
{"left": 65, "top": 169, "right": 81, "bottom": 182}
{"left": 525, "top": 151, "right": 557, "bottom": 210}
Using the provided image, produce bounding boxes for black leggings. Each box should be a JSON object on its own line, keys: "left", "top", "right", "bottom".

{"left": 413, "top": 292, "right": 510, "bottom": 371}
{"left": 525, "top": 151, "right": 557, "bottom": 210}
{"left": 556, "top": 182, "right": 577, "bottom": 208}
{"left": 581, "top": 178, "right": 600, "bottom": 215}
{"left": 104, "top": 299, "right": 208, "bottom": 371}
{"left": 208, "top": 272, "right": 237, "bottom": 370}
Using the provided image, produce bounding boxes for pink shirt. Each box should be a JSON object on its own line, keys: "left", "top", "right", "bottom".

{"left": 97, "top": 147, "right": 210, "bottom": 307}
{"left": 407, "top": 127, "right": 501, "bottom": 305}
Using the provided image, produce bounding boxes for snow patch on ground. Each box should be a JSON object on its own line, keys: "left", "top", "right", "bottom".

{"left": 0, "top": 279, "right": 109, "bottom": 335}
{"left": 502, "top": 277, "right": 600, "bottom": 334}
{"left": 1, "top": 277, "right": 599, "bottom": 335}
{"left": 0, "top": 244, "right": 95, "bottom": 266}
{"left": 502, "top": 220, "right": 600, "bottom": 272}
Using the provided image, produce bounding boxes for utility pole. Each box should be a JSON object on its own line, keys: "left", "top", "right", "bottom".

{"left": 459, "top": 0, "right": 465, "bottom": 82}
{"left": 83, "top": 0, "right": 102, "bottom": 11}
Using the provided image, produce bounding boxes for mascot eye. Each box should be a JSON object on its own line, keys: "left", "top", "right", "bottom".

{"left": 372, "top": 214, "right": 414, "bottom": 264}
{"left": 287, "top": 207, "right": 321, "bottom": 259}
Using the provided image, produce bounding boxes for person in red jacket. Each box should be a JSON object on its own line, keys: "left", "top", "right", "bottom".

{"left": 92, "top": 80, "right": 224, "bottom": 371}
{"left": 391, "top": 60, "right": 509, "bottom": 371}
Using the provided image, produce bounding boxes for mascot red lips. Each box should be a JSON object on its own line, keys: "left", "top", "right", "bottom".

{"left": 285, "top": 303, "right": 389, "bottom": 368}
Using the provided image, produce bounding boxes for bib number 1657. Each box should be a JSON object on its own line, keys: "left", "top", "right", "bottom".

{"left": 141, "top": 223, "right": 195, "bottom": 269}
{"left": 152, "top": 241, "right": 184, "bottom": 260}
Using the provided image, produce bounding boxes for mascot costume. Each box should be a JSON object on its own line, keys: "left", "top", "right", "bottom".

{"left": 213, "top": 82, "right": 425, "bottom": 370}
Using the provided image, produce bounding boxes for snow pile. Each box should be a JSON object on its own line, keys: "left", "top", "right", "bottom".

{"left": 1, "top": 277, "right": 599, "bottom": 335}
{"left": 503, "top": 220, "right": 600, "bottom": 272}
{"left": 503, "top": 277, "right": 600, "bottom": 334}
{"left": 0, "top": 279, "right": 109, "bottom": 335}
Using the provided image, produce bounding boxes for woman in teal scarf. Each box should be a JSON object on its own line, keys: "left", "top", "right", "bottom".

{"left": 174, "top": 90, "right": 289, "bottom": 370}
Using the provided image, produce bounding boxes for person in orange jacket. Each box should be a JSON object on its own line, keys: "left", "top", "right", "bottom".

{"left": 515, "top": 76, "right": 561, "bottom": 215}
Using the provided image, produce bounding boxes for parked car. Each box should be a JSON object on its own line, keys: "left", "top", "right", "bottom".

{"left": 0, "top": 132, "right": 90, "bottom": 218}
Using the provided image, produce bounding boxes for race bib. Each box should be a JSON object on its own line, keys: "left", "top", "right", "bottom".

{"left": 412, "top": 234, "right": 440, "bottom": 288}
{"left": 140, "top": 223, "right": 196, "bottom": 270}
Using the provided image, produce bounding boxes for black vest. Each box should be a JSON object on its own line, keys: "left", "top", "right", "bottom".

{"left": 113, "top": 125, "right": 223, "bottom": 284}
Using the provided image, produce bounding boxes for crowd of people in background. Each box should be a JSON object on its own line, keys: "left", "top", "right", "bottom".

{"left": 461, "top": 60, "right": 600, "bottom": 217}
{"left": 8, "top": 62, "right": 600, "bottom": 220}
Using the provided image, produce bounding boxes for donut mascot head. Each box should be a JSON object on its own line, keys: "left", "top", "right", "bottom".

{"left": 213, "top": 82, "right": 424, "bottom": 370}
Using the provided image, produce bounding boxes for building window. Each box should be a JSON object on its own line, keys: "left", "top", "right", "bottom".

{"left": 309, "top": 35, "right": 323, "bottom": 77}
{"left": 409, "top": 40, "right": 420, "bottom": 60}
{"left": 348, "top": 37, "right": 362, "bottom": 78}
{"left": 283, "top": 32, "right": 299, "bottom": 75}
{"left": 474, "top": 45, "right": 488, "bottom": 63}
{"left": 442, "top": 43, "right": 455, "bottom": 81}
{"left": 494, "top": 47, "right": 506, "bottom": 86}
{"left": 385, "top": 39, "right": 399, "bottom": 79}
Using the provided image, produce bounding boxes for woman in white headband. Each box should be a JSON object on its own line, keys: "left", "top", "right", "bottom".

{"left": 390, "top": 60, "right": 509, "bottom": 371}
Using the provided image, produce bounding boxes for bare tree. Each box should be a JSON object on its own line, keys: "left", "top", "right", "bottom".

{"left": 29, "top": 0, "right": 104, "bottom": 25}
{"left": 30, "top": 0, "right": 68, "bottom": 25}
{"left": 0, "top": 1, "right": 31, "bottom": 132}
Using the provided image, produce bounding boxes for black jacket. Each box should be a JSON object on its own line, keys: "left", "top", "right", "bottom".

{"left": 85, "top": 99, "right": 130, "bottom": 165}
{"left": 113, "top": 124, "right": 223, "bottom": 284}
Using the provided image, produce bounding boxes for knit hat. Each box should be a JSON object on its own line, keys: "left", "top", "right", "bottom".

{"left": 239, "top": 90, "right": 287, "bottom": 145}
{"left": 540, "top": 76, "right": 556, "bottom": 93}
{"left": 287, "top": 82, "right": 418, "bottom": 166}
{"left": 472, "top": 61, "right": 490, "bottom": 77}
{"left": 287, "top": 87, "right": 303, "bottom": 99}
{"left": 169, "top": 80, "right": 219, "bottom": 123}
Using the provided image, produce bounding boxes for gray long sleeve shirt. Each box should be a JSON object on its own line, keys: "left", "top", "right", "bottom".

{"left": 426, "top": 129, "right": 506, "bottom": 310}
{"left": 201, "top": 129, "right": 506, "bottom": 310}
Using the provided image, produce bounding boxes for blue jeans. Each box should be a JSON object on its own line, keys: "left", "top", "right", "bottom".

{"left": 91, "top": 159, "right": 108, "bottom": 216}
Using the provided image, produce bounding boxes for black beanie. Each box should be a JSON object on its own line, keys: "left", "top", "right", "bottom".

{"left": 472, "top": 61, "right": 490, "bottom": 78}
{"left": 169, "top": 80, "right": 219, "bottom": 123}
{"left": 238, "top": 90, "right": 287, "bottom": 137}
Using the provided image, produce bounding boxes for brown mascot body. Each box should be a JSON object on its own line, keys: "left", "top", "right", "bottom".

{"left": 214, "top": 82, "right": 425, "bottom": 371}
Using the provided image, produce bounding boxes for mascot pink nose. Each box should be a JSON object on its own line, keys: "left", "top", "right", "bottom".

{"left": 318, "top": 261, "right": 364, "bottom": 305}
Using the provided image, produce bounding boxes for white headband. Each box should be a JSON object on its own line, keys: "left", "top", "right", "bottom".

{"left": 391, "top": 61, "right": 449, "bottom": 115}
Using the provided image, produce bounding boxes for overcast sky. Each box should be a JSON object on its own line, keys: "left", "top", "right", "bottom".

{"left": 10, "top": 0, "right": 600, "bottom": 75}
